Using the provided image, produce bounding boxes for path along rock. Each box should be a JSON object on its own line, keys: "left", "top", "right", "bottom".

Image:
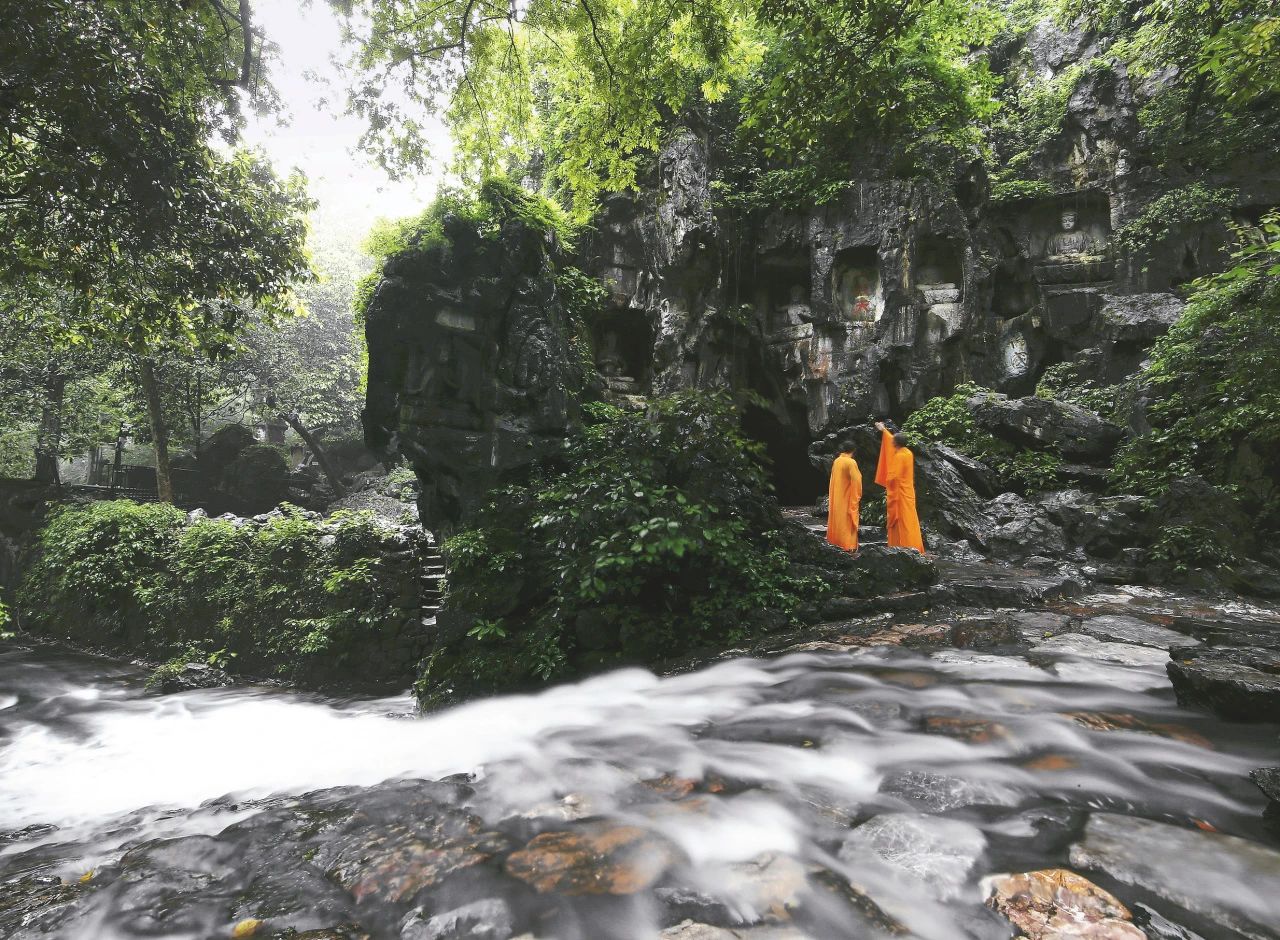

{"left": 1165, "top": 646, "right": 1280, "bottom": 722}
{"left": 1069, "top": 813, "right": 1280, "bottom": 940}
{"left": 983, "top": 868, "right": 1144, "bottom": 939}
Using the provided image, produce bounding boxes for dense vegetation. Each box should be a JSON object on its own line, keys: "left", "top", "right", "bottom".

{"left": 21, "top": 501, "right": 424, "bottom": 688}
{"left": 1115, "top": 212, "right": 1280, "bottom": 534}
{"left": 422, "top": 393, "right": 819, "bottom": 704}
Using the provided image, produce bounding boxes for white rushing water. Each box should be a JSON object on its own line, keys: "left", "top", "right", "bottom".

{"left": 1, "top": 624, "right": 1278, "bottom": 939}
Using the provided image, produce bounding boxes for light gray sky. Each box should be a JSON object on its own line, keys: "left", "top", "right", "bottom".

{"left": 242, "top": 0, "right": 453, "bottom": 251}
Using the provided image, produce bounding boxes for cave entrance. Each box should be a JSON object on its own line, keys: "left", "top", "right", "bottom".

{"left": 742, "top": 401, "right": 822, "bottom": 505}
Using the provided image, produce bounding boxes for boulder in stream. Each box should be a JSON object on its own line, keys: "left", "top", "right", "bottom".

{"left": 1069, "top": 812, "right": 1280, "bottom": 940}
{"left": 983, "top": 868, "right": 1144, "bottom": 939}
{"left": 1165, "top": 646, "right": 1280, "bottom": 722}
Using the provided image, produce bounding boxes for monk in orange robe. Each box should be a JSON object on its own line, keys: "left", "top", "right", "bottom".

{"left": 826, "top": 440, "right": 862, "bottom": 551}
{"left": 875, "top": 422, "right": 925, "bottom": 553}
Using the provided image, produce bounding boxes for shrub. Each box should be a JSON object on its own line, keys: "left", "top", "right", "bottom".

{"left": 903, "top": 382, "right": 1064, "bottom": 493}
{"left": 422, "top": 392, "right": 822, "bottom": 704}
{"left": 1113, "top": 212, "right": 1280, "bottom": 532}
{"left": 21, "top": 501, "right": 425, "bottom": 688}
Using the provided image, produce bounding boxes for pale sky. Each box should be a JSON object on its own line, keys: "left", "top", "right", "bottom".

{"left": 241, "top": 0, "right": 454, "bottom": 251}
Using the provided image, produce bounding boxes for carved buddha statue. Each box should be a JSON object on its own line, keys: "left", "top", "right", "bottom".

{"left": 1045, "top": 210, "right": 1092, "bottom": 261}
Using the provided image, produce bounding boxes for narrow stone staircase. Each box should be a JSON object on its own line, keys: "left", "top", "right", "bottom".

{"left": 418, "top": 536, "right": 445, "bottom": 623}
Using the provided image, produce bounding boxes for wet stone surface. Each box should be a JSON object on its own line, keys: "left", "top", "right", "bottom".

{"left": 2, "top": 581, "right": 1280, "bottom": 938}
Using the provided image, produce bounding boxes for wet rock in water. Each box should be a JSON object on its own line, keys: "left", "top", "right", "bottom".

{"left": 400, "top": 898, "right": 514, "bottom": 939}
{"left": 1060, "top": 711, "right": 1212, "bottom": 748}
{"left": 1029, "top": 633, "right": 1170, "bottom": 668}
{"left": 983, "top": 868, "right": 1143, "bottom": 939}
{"left": 149, "top": 661, "right": 233, "bottom": 693}
{"left": 320, "top": 808, "right": 508, "bottom": 905}
{"left": 879, "top": 768, "right": 1021, "bottom": 812}
{"left": 0, "top": 875, "right": 90, "bottom": 936}
{"left": 967, "top": 392, "right": 1123, "bottom": 463}
{"left": 921, "top": 715, "right": 1010, "bottom": 743}
{"left": 1077, "top": 615, "right": 1195, "bottom": 650}
{"left": 1165, "top": 647, "right": 1280, "bottom": 722}
{"left": 1131, "top": 903, "right": 1208, "bottom": 940}
{"left": 1007, "top": 610, "right": 1075, "bottom": 642}
{"left": 659, "top": 921, "right": 808, "bottom": 939}
{"left": 1249, "top": 767, "right": 1280, "bottom": 836}
{"left": 1069, "top": 812, "right": 1280, "bottom": 940}
{"left": 839, "top": 812, "right": 986, "bottom": 900}
{"left": 720, "top": 853, "right": 809, "bottom": 921}
{"left": 504, "top": 822, "right": 680, "bottom": 895}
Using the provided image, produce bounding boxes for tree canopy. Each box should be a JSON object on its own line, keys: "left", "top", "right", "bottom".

{"left": 1, "top": 0, "right": 312, "bottom": 350}
{"left": 331, "top": 0, "right": 1002, "bottom": 217}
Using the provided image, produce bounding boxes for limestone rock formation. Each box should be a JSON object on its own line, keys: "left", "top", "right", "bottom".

{"left": 364, "top": 213, "right": 585, "bottom": 530}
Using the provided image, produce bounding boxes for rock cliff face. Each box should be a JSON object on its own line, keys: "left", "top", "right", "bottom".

{"left": 363, "top": 18, "right": 1280, "bottom": 523}
{"left": 364, "top": 215, "right": 586, "bottom": 527}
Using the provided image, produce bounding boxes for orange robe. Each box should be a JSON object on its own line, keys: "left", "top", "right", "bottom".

{"left": 826, "top": 452, "right": 862, "bottom": 551}
{"left": 877, "top": 429, "right": 925, "bottom": 553}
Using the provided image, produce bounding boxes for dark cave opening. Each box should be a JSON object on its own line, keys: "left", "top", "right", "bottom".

{"left": 592, "top": 310, "right": 655, "bottom": 391}
{"left": 742, "top": 401, "right": 823, "bottom": 506}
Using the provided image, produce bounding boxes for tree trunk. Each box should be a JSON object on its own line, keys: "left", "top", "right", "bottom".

{"left": 139, "top": 358, "right": 173, "bottom": 503}
{"left": 33, "top": 371, "right": 65, "bottom": 485}
{"left": 279, "top": 411, "right": 346, "bottom": 498}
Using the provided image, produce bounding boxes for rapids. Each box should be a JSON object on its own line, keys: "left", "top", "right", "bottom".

{"left": 2, "top": 585, "right": 1280, "bottom": 939}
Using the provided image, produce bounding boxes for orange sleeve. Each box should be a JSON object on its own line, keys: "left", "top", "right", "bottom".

{"left": 875, "top": 428, "right": 895, "bottom": 487}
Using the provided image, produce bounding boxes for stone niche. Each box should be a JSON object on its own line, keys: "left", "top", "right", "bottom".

{"left": 757, "top": 252, "right": 813, "bottom": 339}
{"left": 592, "top": 309, "right": 655, "bottom": 396}
{"left": 915, "top": 237, "right": 965, "bottom": 343}
{"left": 1029, "top": 193, "right": 1114, "bottom": 286}
{"left": 832, "top": 245, "right": 882, "bottom": 323}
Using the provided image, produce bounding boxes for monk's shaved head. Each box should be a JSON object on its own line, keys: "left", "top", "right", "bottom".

{"left": 893, "top": 432, "right": 909, "bottom": 448}
{"left": 838, "top": 439, "right": 854, "bottom": 453}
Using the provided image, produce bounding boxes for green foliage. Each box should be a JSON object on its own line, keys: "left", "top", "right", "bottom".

{"left": 1113, "top": 184, "right": 1239, "bottom": 260}
{"left": 989, "top": 179, "right": 1057, "bottom": 205}
{"left": 1149, "top": 524, "right": 1237, "bottom": 574}
{"left": 1060, "top": 0, "right": 1280, "bottom": 173}
{"left": 1035, "top": 361, "right": 1124, "bottom": 420}
{"left": 21, "top": 502, "right": 424, "bottom": 687}
{"left": 986, "top": 59, "right": 1099, "bottom": 192}
{"left": 2, "top": 0, "right": 312, "bottom": 348}
{"left": 422, "top": 392, "right": 821, "bottom": 704}
{"left": 332, "top": 0, "right": 1002, "bottom": 219}
{"left": 904, "top": 382, "right": 1065, "bottom": 493}
{"left": 355, "top": 178, "right": 581, "bottom": 322}
{"left": 1113, "top": 212, "right": 1280, "bottom": 530}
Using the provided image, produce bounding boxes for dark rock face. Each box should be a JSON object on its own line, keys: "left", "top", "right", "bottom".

{"left": 1166, "top": 647, "right": 1280, "bottom": 722}
{"left": 149, "top": 661, "right": 232, "bottom": 694}
{"left": 966, "top": 392, "right": 1124, "bottom": 463}
{"left": 364, "top": 216, "right": 584, "bottom": 530}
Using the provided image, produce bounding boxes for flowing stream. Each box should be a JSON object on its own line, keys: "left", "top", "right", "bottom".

{"left": 3, "top": 586, "right": 1280, "bottom": 939}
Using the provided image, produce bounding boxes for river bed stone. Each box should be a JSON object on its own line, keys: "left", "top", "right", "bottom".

{"left": 1068, "top": 813, "right": 1280, "bottom": 940}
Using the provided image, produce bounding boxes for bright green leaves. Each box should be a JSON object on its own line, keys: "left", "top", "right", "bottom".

{"left": 2, "top": 0, "right": 312, "bottom": 354}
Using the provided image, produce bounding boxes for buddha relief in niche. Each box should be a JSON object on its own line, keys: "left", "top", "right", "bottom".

{"left": 1033, "top": 198, "right": 1114, "bottom": 285}
{"left": 1044, "top": 209, "right": 1102, "bottom": 261}
{"left": 833, "top": 248, "right": 882, "bottom": 323}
